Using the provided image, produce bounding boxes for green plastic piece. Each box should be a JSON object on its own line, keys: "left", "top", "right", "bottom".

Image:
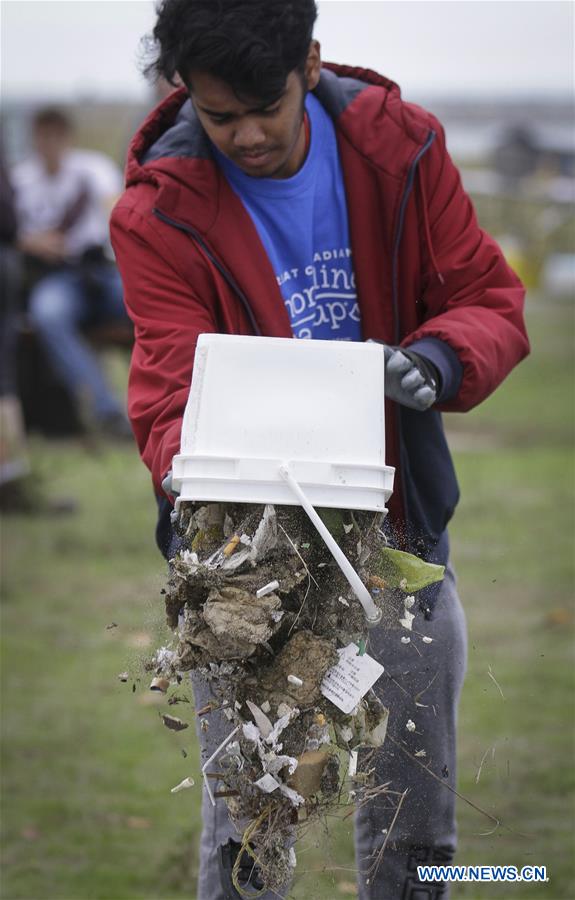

{"left": 370, "top": 547, "right": 445, "bottom": 593}
{"left": 357, "top": 638, "right": 367, "bottom": 656}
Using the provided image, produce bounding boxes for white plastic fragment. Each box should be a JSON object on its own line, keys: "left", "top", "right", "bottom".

{"left": 219, "top": 505, "right": 277, "bottom": 572}
{"left": 343, "top": 523, "right": 354, "bottom": 534}
{"left": 255, "top": 773, "right": 281, "bottom": 794}
{"left": 266, "top": 708, "right": 300, "bottom": 748}
{"left": 406, "top": 719, "right": 416, "bottom": 732}
{"left": 399, "top": 610, "right": 415, "bottom": 631}
{"left": 422, "top": 636, "right": 433, "bottom": 644}
{"left": 256, "top": 580, "right": 280, "bottom": 598}
{"left": 399, "top": 578, "right": 408, "bottom": 590}
{"left": 277, "top": 702, "right": 294, "bottom": 718}
{"left": 338, "top": 596, "right": 350, "bottom": 607}
{"left": 246, "top": 700, "right": 273, "bottom": 738}
{"left": 278, "top": 783, "right": 305, "bottom": 807}
{"left": 242, "top": 722, "right": 261, "bottom": 743}
{"left": 171, "top": 777, "right": 195, "bottom": 793}
{"left": 288, "top": 847, "right": 297, "bottom": 868}
{"left": 348, "top": 750, "right": 359, "bottom": 777}
{"left": 401, "top": 636, "right": 411, "bottom": 644}
{"left": 403, "top": 595, "right": 415, "bottom": 609}
{"left": 180, "top": 549, "right": 200, "bottom": 572}
{"left": 287, "top": 675, "right": 303, "bottom": 687}
{"left": 262, "top": 751, "right": 298, "bottom": 776}
{"left": 339, "top": 725, "right": 354, "bottom": 743}
{"left": 260, "top": 700, "right": 271, "bottom": 714}
{"left": 415, "top": 749, "right": 427, "bottom": 758}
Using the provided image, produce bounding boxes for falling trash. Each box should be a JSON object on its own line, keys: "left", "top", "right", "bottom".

{"left": 145, "top": 496, "right": 447, "bottom": 895}
{"left": 171, "top": 777, "right": 195, "bottom": 793}
{"left": 161, "top": 714, "right": 189, "bottom": 732}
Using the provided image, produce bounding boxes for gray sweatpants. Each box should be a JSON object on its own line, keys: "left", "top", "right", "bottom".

{"left": 192, "top": 565, "right": 467, "bottom": 900}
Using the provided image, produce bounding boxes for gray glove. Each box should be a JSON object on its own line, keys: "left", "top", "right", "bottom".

{"left": 162, "top": 471, "right": 181, "bottom": 525}
{"left": 383, "top": 345, "right": 440, "bottom": 411}
{"left": 161, "top": 470, "right": 179, "bottom": 498}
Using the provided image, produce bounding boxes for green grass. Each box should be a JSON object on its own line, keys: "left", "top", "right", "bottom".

{"left": 2, "top": 294, "right": 574, "bottom": 899}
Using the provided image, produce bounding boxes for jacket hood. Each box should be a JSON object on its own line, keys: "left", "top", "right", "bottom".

{"left": 125, "top": 63, "right": 432, "bottom": 192}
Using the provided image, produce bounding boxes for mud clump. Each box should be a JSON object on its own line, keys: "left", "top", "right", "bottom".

{"left": 259, "top": 630, "right": 339, "bottom": 707}
{"left": 203, "top": 586, "right": 282, "bottom": 646}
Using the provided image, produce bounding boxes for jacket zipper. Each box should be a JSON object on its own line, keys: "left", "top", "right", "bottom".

{"left": 152, "top": 207, "right": 261, "bottom": 336}
{"left": 391, "top": 128, "right": 436, "bottom": 343}
{"left": 390, "top": 128, "right": 436, "bottom": 542}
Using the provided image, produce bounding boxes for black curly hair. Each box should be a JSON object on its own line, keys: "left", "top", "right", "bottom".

{"left": 143, "top": 0, "right": 318, "bottom": 104}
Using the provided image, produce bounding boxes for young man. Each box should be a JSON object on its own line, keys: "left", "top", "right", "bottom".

{"left": 111, "top": 2, "right": 529, "bottom": 897}
{"left": 13, "top": 108, "right": 131, "bottom": 438}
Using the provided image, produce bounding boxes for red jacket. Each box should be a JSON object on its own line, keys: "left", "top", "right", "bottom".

{"left": 111, "top": 64, "right": 529, "bottom": 558}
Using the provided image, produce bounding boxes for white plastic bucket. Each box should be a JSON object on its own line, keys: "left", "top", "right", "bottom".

{"left": 172, "top": 334, "right": 395, "bottom": 512}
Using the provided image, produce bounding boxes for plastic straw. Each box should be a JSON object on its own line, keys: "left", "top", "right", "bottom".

{"left": 201, "top": 725, "right": 240, "bottom": 807}
{"left": 279, "top": 464, "right": 382, "bottom": 626}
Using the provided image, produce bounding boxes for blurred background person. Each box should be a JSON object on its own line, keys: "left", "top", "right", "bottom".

{"left": 0, "top": 148, "right": 29, "bottom": 499}
{"left": 0, "top": 148, "right": 76, "bottom": 513}
{"left": 11, "top": 107, "right": 132, "bottom": 439}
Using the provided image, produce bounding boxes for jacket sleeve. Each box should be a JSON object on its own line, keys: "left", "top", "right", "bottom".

{"left": 403, "top": 117, "right": 530, "bottom": 412}
{"left": 110, "top": 203, "right": 217, "bottom": 495}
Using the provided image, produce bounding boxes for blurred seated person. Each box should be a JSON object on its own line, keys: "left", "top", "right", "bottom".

{"left": 11, "top": 107, "right": 132, "bottom": 438}
{"left": 0, "top": 149, "right": 76, "bottom": 513}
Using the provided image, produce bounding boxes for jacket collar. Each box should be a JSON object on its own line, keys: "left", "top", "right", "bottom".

{"left": 125, "top": 63, "right": 430, "bottom": 201}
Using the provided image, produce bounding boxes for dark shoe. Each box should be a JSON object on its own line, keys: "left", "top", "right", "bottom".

{"left": 217, "top": 839, "right": 266, "bottom": 899}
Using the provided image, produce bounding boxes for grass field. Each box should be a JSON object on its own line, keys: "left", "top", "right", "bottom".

{"left": 2, "top": 293, "right": 574, "bottom": 900}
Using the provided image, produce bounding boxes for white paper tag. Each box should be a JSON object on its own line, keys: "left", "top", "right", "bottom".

{"left": 254, "top": 773, "right": 280, "bottom": 794}
{"left": 321, "top": 643, "right": 384, "bottom": 714}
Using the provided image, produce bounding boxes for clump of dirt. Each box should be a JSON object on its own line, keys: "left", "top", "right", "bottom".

{"left": 258, "top": 630, "right": 338, "bottom": 707}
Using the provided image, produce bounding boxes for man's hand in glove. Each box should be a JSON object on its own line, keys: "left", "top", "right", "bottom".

{"left": 383, "top": 345, "right": 441, "bottom": 411}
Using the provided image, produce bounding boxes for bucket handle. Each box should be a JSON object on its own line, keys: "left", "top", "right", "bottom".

{"left": 279, "top": 464, "right": 382, "bottom": 627}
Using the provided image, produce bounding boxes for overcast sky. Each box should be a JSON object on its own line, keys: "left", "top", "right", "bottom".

{"left": 1, "top": 0, "right": 573, "bottom": 102}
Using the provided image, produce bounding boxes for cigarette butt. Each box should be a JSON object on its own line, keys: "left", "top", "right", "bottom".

{"left": 256, "top": 580, "right": 279, "bottom": 598}
{"left": 150, "top": 676, "right": 170, "bottom": 693}
{"left": 223, "top": 535, "right": 240, "bottom": 557}
{"left": 287, "top": 675, "right": 303, "bottom": 687}
{"left": 171, "top": 777, "right": 195, "bottom": 793}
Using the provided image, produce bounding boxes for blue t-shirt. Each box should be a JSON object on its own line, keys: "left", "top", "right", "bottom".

{"left": 214, "top": 93, "right": 362, "bottom": 341}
